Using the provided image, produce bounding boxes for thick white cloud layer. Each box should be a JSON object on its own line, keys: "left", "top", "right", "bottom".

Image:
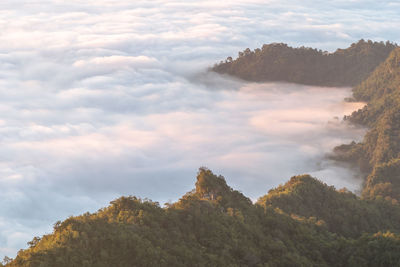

{"left": 0, "top": 0, "right": 398, "bottom": 259}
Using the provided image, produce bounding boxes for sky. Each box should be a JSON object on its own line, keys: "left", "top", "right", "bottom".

{"left": 0, "top": 0, "right": 399, "bottom": 259}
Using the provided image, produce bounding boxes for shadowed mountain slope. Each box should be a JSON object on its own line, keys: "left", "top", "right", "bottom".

{"left": 333, "top": 47, "right": 400, "bottom": 202}
{"left": 213, "top": 40, "right": 396, "bottom": 87}
{"left": 258, "top": 175, "right": 400, "bottom": 238}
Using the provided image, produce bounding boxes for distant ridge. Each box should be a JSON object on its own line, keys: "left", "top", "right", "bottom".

{"left": 213, "top": 39, "right": 396, "bottom": 87}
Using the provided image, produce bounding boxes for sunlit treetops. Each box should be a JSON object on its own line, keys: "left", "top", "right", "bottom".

{"left": 5, "top": 169, "right": 400, "bottom": 267}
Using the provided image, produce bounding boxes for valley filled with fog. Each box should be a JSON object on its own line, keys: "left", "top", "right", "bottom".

{"left": 0, "top": 0, "right": 398, "bottom": 259}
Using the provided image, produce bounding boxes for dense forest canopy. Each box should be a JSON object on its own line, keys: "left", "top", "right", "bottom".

{"left": 333, "top": 47, "right": 400, "bottom": 203}
{"left": 5, "top": 41, "right": 400, "bottom": 266}
{"left": 5, "top": 168, "right": 400, "bottom": 267}
{"left": 213, "top": 40, "right": 397, "bottom": 87}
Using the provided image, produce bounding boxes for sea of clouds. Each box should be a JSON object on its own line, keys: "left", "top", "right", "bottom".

{"left": 0, "top": 0, "right": 399, "bottom": 259}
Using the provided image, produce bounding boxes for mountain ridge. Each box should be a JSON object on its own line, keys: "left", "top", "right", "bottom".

{"left": 333, "top": 47, "right": 400, "bottom": 202}
{"left": 212, "top": 39, "right": 397, "bottom": 87}
{"left": 4, "top": 168, "right": 400, "bottom": 266}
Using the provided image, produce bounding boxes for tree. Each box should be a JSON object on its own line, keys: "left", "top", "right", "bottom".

{"left": 2, "top": 256, "right": 12, "bottom": 265}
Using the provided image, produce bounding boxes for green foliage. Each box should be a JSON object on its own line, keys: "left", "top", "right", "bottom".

{"left": 6, "top": 169, "right": 400, "bottom": 266}
{"left": 258, "top": 175, "right": 400, "bottom": 237}
{"left": 213, "top": 40, "right": 396, "bottom": 87}
{"left": 364, "top": 159, "right": 400, "bottom": 203}
{"left": 333, "top": 47, "right": 400, "bottom": 201}
{"left": 352, "top": 48, "right": 400, "bottom": 102}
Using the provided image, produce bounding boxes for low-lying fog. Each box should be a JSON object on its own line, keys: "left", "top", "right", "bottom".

{"left": 2, "top": 0, "right": 397, "bottom": 260}
{"left": 0, "top": 70, "right": 366, "bottom": 258}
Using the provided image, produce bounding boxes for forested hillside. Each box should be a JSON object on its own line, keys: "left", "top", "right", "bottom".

{"left": 258, "top": 175, "right": 400, "bottom": 237}
{"left": 333, "top": 47, "right": 400, "bottom": 202}
{"left": 4, "top": 168, "right": 400, "bottom": 267}
{"left": 214, "top": 39, "right": 400, "bottom": 203}
{"left": 213, "top": 40, "right": 396, "bottom": 86}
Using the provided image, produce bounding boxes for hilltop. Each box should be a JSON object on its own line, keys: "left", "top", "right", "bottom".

{"left": 4, "top": 168, "right": 400, "bottom": 267}
{"left": 213, "top": 40, "right": 396, "bottom": 87}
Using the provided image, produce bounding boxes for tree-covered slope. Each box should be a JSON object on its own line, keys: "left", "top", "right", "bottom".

{"left": 333, "top": 47, "right": 400, "bottom": 202}
{"left": 212, "top": 40, "right": 396, "bottom": 87}
{"left": 257, "top": 175, "right": 400, "bottom": 238}
{"left": 213, "top": 39, "right": 400, "bottom": 203}
{"left": 5, "top": 168, "right": 400, "bottom": 267}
